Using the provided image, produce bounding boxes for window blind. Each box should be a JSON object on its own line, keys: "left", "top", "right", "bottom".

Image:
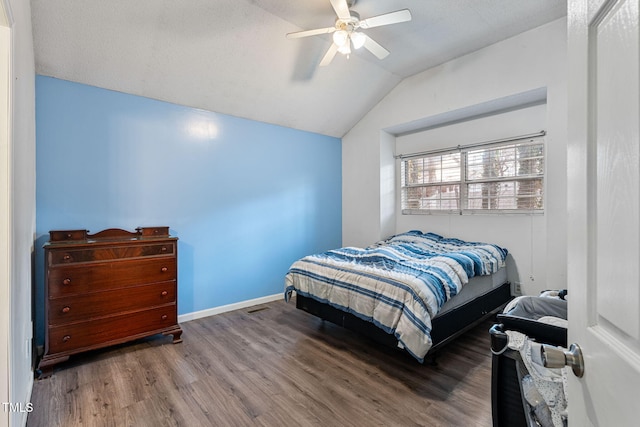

{"left": 400, "top": 135, "right": 545, "bottom": 214}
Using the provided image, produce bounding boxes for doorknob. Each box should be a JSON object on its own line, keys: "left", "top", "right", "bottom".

{"left": 540, "top": 343, "right": 584, "bottom": 377}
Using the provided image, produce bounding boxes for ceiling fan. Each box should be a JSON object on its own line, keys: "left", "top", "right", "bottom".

{"left": 286, "top": 0, "right": 412, "bottom": 66}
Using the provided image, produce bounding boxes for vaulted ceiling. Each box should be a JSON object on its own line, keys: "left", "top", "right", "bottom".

{"left": 30, "top": 0, "right": 566, "bottom": 137}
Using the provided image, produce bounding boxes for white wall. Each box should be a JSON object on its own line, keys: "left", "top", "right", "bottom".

{"left": 1, "top": 1, "right": 36, "bottom": 426}
{"left": 342, "top": 18, "right": 567, "bottom": 295}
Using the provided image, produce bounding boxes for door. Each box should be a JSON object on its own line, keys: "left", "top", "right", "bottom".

{"left": 567, "top": 0, "right": 640, "bottom": 425}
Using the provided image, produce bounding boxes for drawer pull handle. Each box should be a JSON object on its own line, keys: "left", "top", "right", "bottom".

{"left": 63, "top": 254, "right": 71, "bottom": 261}
{"left": 161, "top": 246, "right": 168, "bottom": 252}
{"left": 62, "top": 306, "right": 70, "bottom": 313}
{"left": 62, "top": 335, "right": 71, "bottom": 343}
{"left": 161, "top": 291, "right": 168, "bottom": 297}
{"left": 161, "top": 267, "right": 168, "bottom": 273}
{"left": 161, "top": 314, "right": 168, "bottom": 321}
{"left": 66, "top": 233, "right": 72, "bottom": 239}
{"left": 62, "top": 278, "right": 72, "bottom": 285}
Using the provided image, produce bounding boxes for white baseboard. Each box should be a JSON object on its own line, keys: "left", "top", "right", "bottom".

{"left": 178, "top": 293, "right": 283, "bottom": 323}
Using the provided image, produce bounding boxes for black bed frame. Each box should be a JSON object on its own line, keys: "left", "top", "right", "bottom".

{"left": 296, "top": 281, "right": 512, "bottom": 358}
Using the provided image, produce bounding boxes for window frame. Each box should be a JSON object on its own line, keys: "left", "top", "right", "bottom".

{"left": 399, "top": 133, "right": 545, "bottom": 215}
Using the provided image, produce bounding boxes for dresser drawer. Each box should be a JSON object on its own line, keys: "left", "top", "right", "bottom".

{"left": 138, "top": 227, "right": 169, "bottom": 237}
{"left": 47, "top": 305, "right": 178, "bottom": 354}
{"left": 48, "top": 242, "right": 175, "bottom": 265}
{"left": 49, "top": 230, "right": 88, "bottom": 242}
{"left": 48, "top": 281, "right": 176, "bottom": 325}
{"left": 48, "top": 257, "right": 176, "bottom": 297}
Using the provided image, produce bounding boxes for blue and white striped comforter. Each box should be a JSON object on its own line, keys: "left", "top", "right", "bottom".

{"left": 284, "top": 231, "right": 508, "bottom": 362}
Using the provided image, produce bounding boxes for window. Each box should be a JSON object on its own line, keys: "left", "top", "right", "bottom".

{"left": 400, "top": 135, "right": 544, "bottom": 214}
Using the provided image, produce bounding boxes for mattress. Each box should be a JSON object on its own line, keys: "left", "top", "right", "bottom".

{"left": 436, "top": 267, "right": 508, "bottom": 317}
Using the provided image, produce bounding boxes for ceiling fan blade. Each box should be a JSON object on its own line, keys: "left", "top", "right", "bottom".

{"left": 359, "top": 9, "right": 412, "bottom": 29}
{"left": 286, "top": 27, "right": 336, "bottom": 39}
{"left": 330, "top": 0, "right": 352, "bottom": 20}
{"left": 362, "top": 35, "right": 389, "bottom": 60}
{"left": 319, "top": 43, "right": 339, "bottom": 66}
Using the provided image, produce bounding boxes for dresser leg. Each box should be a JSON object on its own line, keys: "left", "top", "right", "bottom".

{"left": 36, "top": 367, "right": 53, "bottom": 379}
{"left": 37, "top": 354, "right": 70, "bottom": 379}
{"left": 164, "top": 327, "right": 183, "bottom": 344}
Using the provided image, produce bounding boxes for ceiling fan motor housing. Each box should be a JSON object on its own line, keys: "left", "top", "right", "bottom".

{"left": 335, "top": 11, "right": 360, "bottom": 31}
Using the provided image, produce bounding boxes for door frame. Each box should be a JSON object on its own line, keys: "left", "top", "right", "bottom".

{"left": 0, "top": 1, "right": 12, "bottom": 427}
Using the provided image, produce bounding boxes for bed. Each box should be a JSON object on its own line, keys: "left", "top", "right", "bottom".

{"left": 284, "top": 230, "right": 512, "bottom": 362}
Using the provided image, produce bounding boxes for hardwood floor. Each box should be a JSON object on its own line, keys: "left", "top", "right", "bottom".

{"left": 28, "top": 298, "right": 496, "bottom": 427}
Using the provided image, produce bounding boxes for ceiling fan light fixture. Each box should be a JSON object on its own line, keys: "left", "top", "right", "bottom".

{"left": 332, "top": 30, "right": 349, "bottom": 47}
{"left": 351, "top": 31, "right": 366, "bottom": 49}
{"left": 337, "top": 42, "right": 351, "bottom": 55}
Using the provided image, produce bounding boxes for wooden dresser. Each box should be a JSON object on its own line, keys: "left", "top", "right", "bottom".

{"left": 38, "top": 227, "right": 183, "bottom": 377}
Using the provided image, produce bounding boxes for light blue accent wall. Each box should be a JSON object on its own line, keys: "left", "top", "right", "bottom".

{"left": 35, "top": 76, "right": 341, "bottom": 343}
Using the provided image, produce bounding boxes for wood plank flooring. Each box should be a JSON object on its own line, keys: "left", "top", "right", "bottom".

{"left": 28, "top": 298, "right": 496, "bottom": 427}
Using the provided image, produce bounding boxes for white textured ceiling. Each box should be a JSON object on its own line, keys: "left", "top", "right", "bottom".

{"left": 30, "top": 0, "right": 566, "bottom": 137}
